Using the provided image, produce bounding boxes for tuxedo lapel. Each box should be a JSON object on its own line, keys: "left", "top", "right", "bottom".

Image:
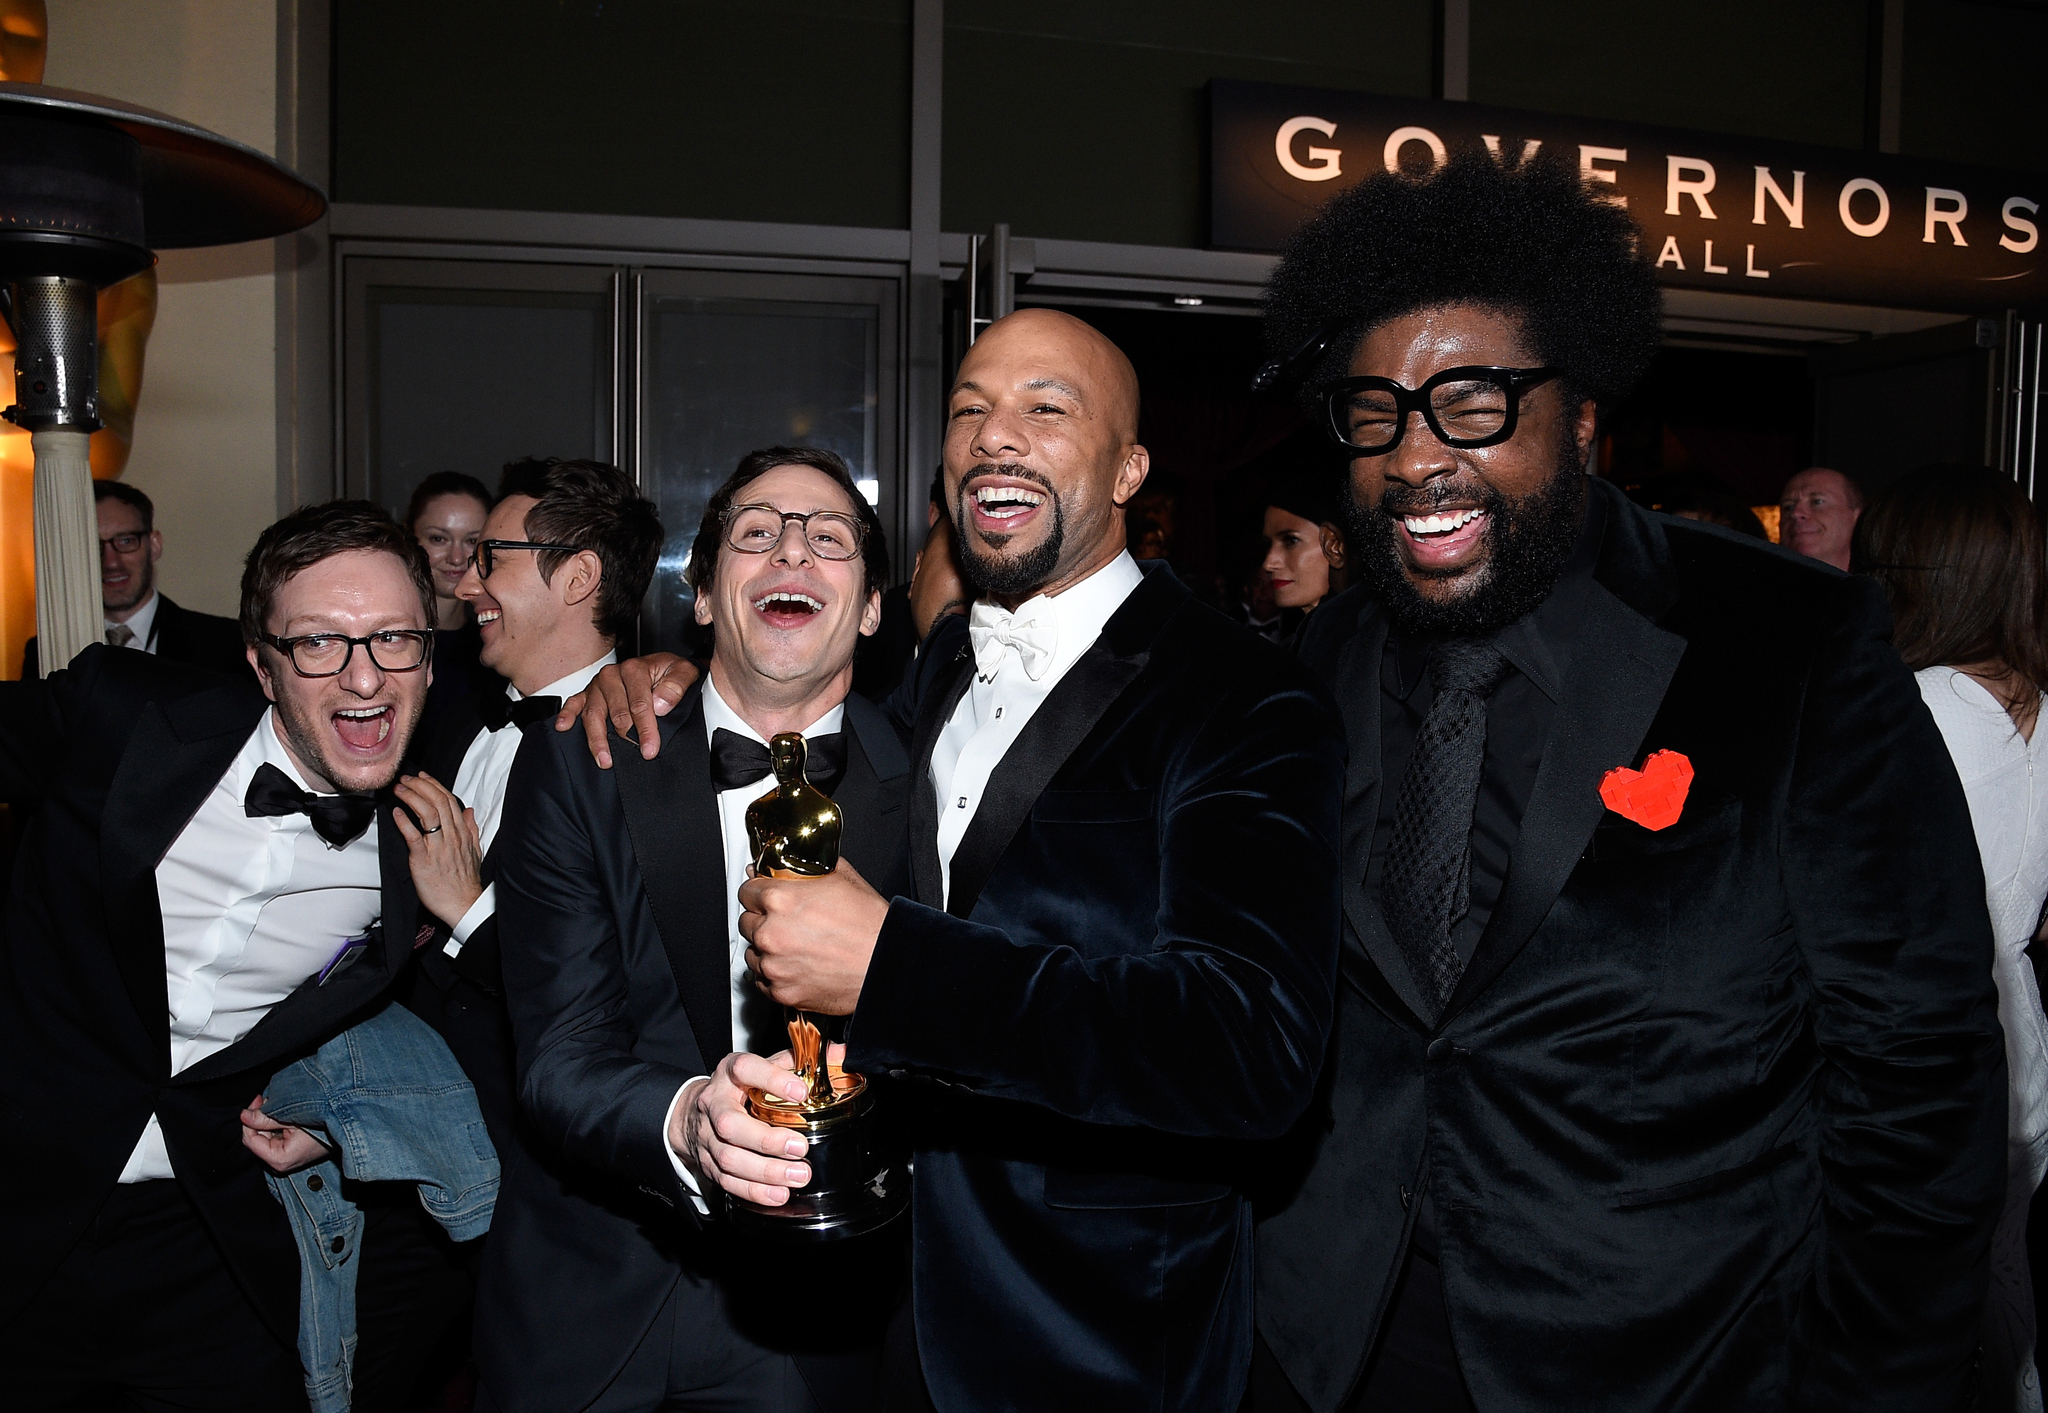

{"left": 942, "top": 570, "right": 1182, "bottom": 920}
{"left": 836, "top": 693, "right": 909, "bottom": 887}
{"left": 907, "top": 648, "right": 972, "bottom": 910}
{"left": 1440, "top": 577, "right": 1685, "bottom": 1025}
{"left": 100, "top": 685, "right": 267, "bottom": 1050}
{"left": 613, "top": 687, "right": 735, "bottom": 1066}
{"left": 1328, "top": 604, "right": 1439, "bottom": 1030}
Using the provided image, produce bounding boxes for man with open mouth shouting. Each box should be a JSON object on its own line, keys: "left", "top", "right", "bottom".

{"left": 0, "top": 502, "right": 435, "bottom": 1410}
{"left": 480, "top": 446, "right": 908, "bottom": 1413}
{"left": 1250, "top": 153, "right": 2005, "bottom": 1413}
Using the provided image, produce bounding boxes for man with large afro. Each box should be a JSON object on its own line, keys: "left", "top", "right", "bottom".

{"left": 1250, "top": 150, "right": 2005, "bottom": 1413}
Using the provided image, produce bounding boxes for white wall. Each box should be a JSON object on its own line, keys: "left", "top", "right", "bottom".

{"left": 45, "top": 0, "right": 280, "bottom": 616}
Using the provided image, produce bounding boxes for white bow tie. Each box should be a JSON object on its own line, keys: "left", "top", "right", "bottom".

{"left": 969, "top": 599, "right": 1058, "bottom": 683}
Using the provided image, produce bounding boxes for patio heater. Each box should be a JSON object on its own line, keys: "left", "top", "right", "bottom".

{"left": 0, "top": 81, "right": 324, "bottom": 674}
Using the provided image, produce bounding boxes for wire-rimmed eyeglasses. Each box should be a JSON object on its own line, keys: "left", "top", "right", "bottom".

{"left": 1322, "top": 365, "right": 1561, "bottom": 455}
{"left": 722, "top": 504, "right": 866, "bottom": 561}
{"left": 261, "top": 630, "right": 434, "bottom": 678}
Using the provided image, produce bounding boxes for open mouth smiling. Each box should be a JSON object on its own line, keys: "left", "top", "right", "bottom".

{"left": 332, "top": 704, "right": 395, "bottom": 753}
{"left": 752, "top": 588, "right": 828, "bottom": 628}
{"left": 967, "top": 478, "right": 1051, "bottom": 535}
{"left": 1392, "top": 505, "right": 1489, "bottom": 568}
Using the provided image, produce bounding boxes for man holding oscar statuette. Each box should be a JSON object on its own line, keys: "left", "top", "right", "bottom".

{"left": 729, "top": 310, "right": 1346, "bottom": 1410}
{"left": 479, "top": 447, "right": 908, "bottom": 1413}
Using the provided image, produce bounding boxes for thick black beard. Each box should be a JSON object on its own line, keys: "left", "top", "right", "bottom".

{"left": 1342, "top": 439, "right": 1587, "bottom": 637}
{"left": 950, "top": 471, "right": 1067, "bottom": 600}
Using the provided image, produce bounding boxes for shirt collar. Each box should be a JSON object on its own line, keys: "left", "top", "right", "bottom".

{"left": 509, "top": 651, "right": 617, "bottom": 705}
{"left": 110, "top": 589, "right": 160, "bottom": 647}
{"left": 700, "top": 675, "right": 846, "bottom": 748}
{"left": 1387, "top": 484, "right": 1606, "bottom": 705}
{"left": 979, "top": 550, "right": 1145, "bottom": 679}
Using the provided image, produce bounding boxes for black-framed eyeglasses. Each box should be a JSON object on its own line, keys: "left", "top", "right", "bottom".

{"left": 100, "top": 532, "right": 146, "bottom": 554}
{"left": 261, "top": 630, "right": 434, "bottom": 678}
{"left": 722, "top": 504, "right": 866, "bottom": 562}
{"left": 1322, "top": 365, "right": 1561, "bottom": 455}
{"left": 470, "top": 538, "right": 585, "bottom": 579}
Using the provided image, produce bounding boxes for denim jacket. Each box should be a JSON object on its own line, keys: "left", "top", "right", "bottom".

{"left": 263, "top": 1000, "right": 498, "bottom": 1413}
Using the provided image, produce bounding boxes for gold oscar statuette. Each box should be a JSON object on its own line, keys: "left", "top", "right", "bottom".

{"left": 733, "top": 732, "right": 908, "bottom": 1239}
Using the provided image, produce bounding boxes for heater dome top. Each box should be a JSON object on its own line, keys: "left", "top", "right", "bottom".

{"left": 0, "top": 80, "right": 325, "bottom": 252}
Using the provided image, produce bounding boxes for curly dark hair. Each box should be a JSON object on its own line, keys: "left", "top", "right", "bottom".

{"left": 1262, "top": 149, "right": 1662, "bottom": 408}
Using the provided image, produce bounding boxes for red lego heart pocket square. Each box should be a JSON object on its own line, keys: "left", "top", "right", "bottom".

{"left": 1598, "top": 749, "right": 1693, "bottom": 831}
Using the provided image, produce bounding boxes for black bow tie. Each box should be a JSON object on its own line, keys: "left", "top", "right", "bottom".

{"left": 243, "top": 762, "right": 377, "bottom": 849}
{"left": 709, "top": 727, "right": 847, "bottom": 796}
{"left": 479, "top": 691, "right": 561, "bottom": 733}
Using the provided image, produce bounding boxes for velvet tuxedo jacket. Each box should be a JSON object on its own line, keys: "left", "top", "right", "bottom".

{"left": 1256, "top": 478, "right": 2007, "bottom": 1413}
{"left": 851, "top": 564, "right": 1345, "bottom": 1413}
{"left": 0, "top": 644, "right": 418, "bottom": 1349}
{"left": 479, "top": 683, "right": 909, "bottom": 1413}
{"left": 22, "top": 592, "right": 251, "bottom": 680}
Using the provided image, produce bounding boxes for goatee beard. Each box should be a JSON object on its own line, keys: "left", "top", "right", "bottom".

{"left": 1343, "top": 450, "right": 1587, "bottom": 638}
{"left": 951, "top": 479, "right": 1067, "bottom": 601}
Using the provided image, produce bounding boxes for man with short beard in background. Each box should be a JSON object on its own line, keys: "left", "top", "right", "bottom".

{"left": 0, "top": 501, "right": 434, "bottom": 1410}
{"left": 1250, "top": 152, "right": 2004, "bottom": 1413}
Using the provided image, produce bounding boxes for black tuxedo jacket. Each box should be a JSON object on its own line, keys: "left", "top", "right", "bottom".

{"left": 0, "top": 644, "right": 418, "bottom": 1348}
{"left": 479, "top": 683, "right": 910, "bottom": 1413}
{"left": 1256, "top": 479, "right": 2006, "bottom": 1413}
{"left": 850, "top": 564, "right": 1345, "bottom": 1413}
{"left": 21, "top": 592, "right": 251, "bottom": 680}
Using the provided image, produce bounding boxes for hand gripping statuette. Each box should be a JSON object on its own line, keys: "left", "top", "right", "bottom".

{"left": 735, "top": 732, "right": 908, "bottom": 1238}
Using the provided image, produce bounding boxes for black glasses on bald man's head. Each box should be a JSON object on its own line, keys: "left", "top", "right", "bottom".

{"left": 1322, "top": 365, "right": 1561, "bottom": 456}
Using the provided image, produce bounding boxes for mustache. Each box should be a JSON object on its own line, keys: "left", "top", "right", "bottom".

{"left": 1374, "top": 476, "right": 1507, "bottom": 519}
{"left": 953, "top": 463, "right": 1060, "bottom": 527}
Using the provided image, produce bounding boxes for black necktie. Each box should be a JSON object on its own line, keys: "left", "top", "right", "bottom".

{"left": 478, "top": 691, "right": 561, "bottom": 732}
{"left": 243, "top": 762, "right": 377, "bottom": 849}
{"left": 709, "top": 727, "right": 847, "bottom": 796}
{"left": 1380, "top": 637, "right": 1512, "bottom": 1014}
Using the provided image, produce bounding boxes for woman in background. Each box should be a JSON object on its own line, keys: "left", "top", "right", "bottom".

{"left": 1861, "top": 465, "right": 2048, "bottom": 1413}
{"left": 1261, "top": 466, "right": 1348, "bottom": 620}
{"left": 406, "top": 470, "right": 495, "bottom": 724}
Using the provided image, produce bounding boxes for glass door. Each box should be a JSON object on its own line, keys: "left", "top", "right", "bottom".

{"left": 634, "top": 269, "right": 899, "bottom": 656}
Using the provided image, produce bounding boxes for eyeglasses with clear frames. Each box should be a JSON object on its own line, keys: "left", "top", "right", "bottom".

{"left": 261, "top": 630, "right": 434, "bottom": 678}
{"left": 722, "top": 504, "right": 866, "bottom": 561}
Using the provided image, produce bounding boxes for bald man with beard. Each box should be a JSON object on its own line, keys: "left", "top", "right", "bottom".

{"left": 566, "top": 309, "right": 1346, "bottom": 1411}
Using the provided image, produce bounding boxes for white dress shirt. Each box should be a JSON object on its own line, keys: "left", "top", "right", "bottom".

{"left": 108, "top": 589, "right": 160, "bottom": 653}
{"left": 932, "top": 551, "right": 1144, "bottom": 903}
{"left": 444, "top": 652, "right": 616, "bottom": 952}
{"left": 121, "top": 709, "right": 384, "bottom": 1182}
{"left": 665, "top": 678, "right": 845, "bottom": 1209}
{"left": 1917, "top": 666, "right": 2048, "bottom": 1176}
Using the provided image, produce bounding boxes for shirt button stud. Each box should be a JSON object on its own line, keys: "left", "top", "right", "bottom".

{"left": 957, "top": 797, "right": 968, "bottom": 809}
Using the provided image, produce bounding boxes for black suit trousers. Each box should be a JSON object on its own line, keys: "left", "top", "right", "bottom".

{"left": 0, "top": 1180, "right": 303, "bottom": 1413}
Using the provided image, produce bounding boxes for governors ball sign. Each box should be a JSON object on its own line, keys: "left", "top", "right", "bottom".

{"left": 1211, "top": 79, "right": 2045, "bottom": 316}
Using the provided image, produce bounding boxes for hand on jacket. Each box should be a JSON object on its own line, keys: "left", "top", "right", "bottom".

{"left": 739, "top": 858, "right": 888, "bottom": 1015}
{"left": 671, "top": 1048, "right": 825, "bottom": 1207}
{"left": 393, "top": 771, "right": 483, "bottom": 928}
{"left": 555, "top": 653, "right": 697, "bottom": 768}
{"left": 240, "top": 1094, "right": 332, "bottom": 1174}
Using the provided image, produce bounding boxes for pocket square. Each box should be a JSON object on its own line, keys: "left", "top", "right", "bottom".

{"left": 1599, "top": 749, "right": 1693, "bottom": 831}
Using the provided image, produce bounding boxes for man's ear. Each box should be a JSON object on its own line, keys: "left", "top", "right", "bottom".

{"left": 147, "top": 530, "right": 163, "bottom": 565}
{"left": 558, "top": 550, "right": 604, "bottom": 609}
{"left": 693, "top": 584, "right": 714, "bottom": 627}
{"left": 1111, "top": 444, "right": 1151, "bottom": 507}
{"left": 859, "top": 588, "right": 882, "bottom": 638}
{"left": 248, "top": 644, "right": 279, "bottom": 703}
{"left": 1573, "top": 398, "right": 1599, "bottom": 472}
